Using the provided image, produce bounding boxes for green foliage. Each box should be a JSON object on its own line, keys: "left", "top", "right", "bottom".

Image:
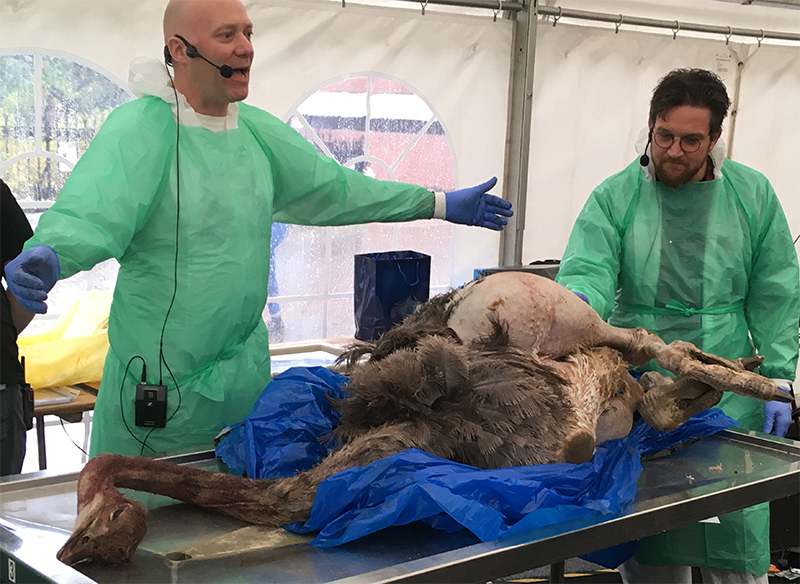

{"left": 1, "top": 53, "right": 131, "bottom": 201}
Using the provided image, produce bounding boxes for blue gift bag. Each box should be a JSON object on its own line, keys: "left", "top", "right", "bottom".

{"left": 354, "top": 250, "right": 431, "bottom": 342}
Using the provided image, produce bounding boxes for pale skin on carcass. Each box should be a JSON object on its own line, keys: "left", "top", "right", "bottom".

{"left": 447, "top": 272, "right": 786, "bottom": 431}
{"left": 57, "top": 272, "right": 790, "bottom": 566}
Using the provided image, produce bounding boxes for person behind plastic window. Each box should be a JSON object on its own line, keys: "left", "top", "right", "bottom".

{"left": 2, "top": 0, "right": 513, "bottom": 458}
{"left": 556, "top": 68, "right": 799, "bottom": 584}
{"left": 1, "top": 180, "right": 35, "bottom": 476}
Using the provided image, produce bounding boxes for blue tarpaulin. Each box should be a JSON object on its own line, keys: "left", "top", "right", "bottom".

{"left": 216, "top": 366, "right": 737, "bottom": 555}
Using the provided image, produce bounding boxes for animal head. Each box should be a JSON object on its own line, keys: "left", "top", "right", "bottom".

{"left": 595, "top": 369, "right": 645, "bottom": 444}
{"left": 57, "top": 492, "right": 147, "bottom": 565}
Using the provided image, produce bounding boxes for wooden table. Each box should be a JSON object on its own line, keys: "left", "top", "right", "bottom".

{"left": 33, "top": 382, "right": 98, "bottom": 471}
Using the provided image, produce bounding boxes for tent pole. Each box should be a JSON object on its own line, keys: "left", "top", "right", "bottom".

{"left": 393, "top": 0, "right": 799, "bottom": 42}
{"left": 391, "top": 0, "right": 798, "bottom": 269}
{"left": 390, "top": 0, "right": 800, "bottom": 41}
{"left": 535, "top": 6, "right": 800, "bottom": 42}
{"left": 498, "top": 0, "right": 538, "bottom": 267}
{"left": 725, "top": 54, "right": 747, "bottom": 160}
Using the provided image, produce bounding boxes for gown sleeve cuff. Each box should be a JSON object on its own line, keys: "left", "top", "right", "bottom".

{"left": 431, "top": 191, "right": 447, "bottom": 220}
{"left": 770, "top": 379, "right": 793, "bottom": 393}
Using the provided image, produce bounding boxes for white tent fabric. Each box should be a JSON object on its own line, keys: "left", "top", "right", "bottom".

{"left": 1, "top": 0, "right": 798, "bottom": 340}
{"left": 0, "top": 0, "right": 512, "bottom": 289}
{"left": 523, "top": 22, "right": 800, "bottom": 262}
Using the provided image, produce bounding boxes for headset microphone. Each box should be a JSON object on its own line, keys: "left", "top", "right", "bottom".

{"left": 640, "top": 132, "right": 652, "bottom": 167}
{"left": 171, "top": 35, "right": 234, "bottom": 78}
{"left": 192, "top": 52, "right": 234, "bottom": 79}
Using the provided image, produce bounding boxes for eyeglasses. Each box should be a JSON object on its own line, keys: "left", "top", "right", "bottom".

{"left": 652, "top": 130, "right": 708, "bottom": 153}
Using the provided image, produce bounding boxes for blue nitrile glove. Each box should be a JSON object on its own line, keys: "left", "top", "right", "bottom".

{"left": 3, "top": 245, "right": 60, "bottom": 314}
{"left": 573, "top": 291, "right": 590, "bottom": 304}
{"left": 445, "top": 177, "right": 513, "bottom": 231}
{"left": 763, "top": 381, "right": 793, "bottom": 438}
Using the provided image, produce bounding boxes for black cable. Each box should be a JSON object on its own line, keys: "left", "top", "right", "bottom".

{"left": 59, "top": 418, "right": 88, "bottom": 457}
{"left": 135, "top": 59, "right": 185, "bottom": 456}
{"left": 160, "top": 63, "right": 181, "bottom": 388}
{"left": 119, "top": 355, "right": 156, "bottom": 453}
{"left": 793, "top": 232, "right": 799, "bottom": 245}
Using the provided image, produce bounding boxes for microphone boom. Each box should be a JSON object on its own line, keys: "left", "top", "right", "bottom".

{"left": 174, "top": 35, "right": 235, "bottom": 78}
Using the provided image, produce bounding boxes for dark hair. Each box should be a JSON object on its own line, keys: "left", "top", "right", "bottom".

{"left": 649, "top": 69, "right": 731, "bottom": 136}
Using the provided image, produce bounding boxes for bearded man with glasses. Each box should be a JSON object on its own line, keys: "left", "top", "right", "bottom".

{"left": 556, "top": 68, "right": 799, "bottom": 584}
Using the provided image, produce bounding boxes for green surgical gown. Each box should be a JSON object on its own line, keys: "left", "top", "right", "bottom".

{"left": 557, "top": 158, "right": 800, "bottom": 575}
{"left": 27, "top": 96, "right": 434, "bottom": 457}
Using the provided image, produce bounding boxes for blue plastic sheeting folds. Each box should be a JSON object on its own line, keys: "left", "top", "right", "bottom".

{"left": 216, "top": 367, "right": 351, "bottom": 480}
{"left": 217, "top": 366, "right": 737, "bottom": 554}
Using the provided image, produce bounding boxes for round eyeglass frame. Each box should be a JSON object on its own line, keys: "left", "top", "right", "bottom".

{"left": 652, "top": 130, "right": 707, "bottom": 153}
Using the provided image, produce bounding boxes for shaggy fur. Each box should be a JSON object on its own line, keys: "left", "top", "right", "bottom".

{"left": 335, "top": 321, "right": 576, "bottom": 468}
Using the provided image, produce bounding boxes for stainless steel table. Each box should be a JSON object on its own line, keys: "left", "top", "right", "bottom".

{"left": 1, "top": 428, "right": 798, "bottom": 584}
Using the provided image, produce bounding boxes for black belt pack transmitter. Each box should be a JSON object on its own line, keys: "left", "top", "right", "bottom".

{"left": 135, "top": 383, "right": 168, "bottom": 427}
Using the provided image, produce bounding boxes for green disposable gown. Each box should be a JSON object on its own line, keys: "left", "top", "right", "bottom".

{"left": 27, "top": 94, "right": 434, "bottom": 457}
{"left": 557, "top": 157, "right": 800, "bottom": 575}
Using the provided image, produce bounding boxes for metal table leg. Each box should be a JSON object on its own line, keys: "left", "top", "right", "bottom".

{"left": 549, "top": 560, "right": 565, "bottom": 583}
{"left": 35, "top": 415, "right": 46, "bottom": 470}
{"left": 81, "top": 412, "right": 91, "bottom": 464}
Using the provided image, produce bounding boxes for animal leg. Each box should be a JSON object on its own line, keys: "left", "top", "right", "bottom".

{"left": 650, "top": 341, "right": 791, "bottom": 403}
{"left": 260, "top": 422, "right": 425, "bottom": 526}
{"left": 586, "top": 331, "right": 786, "bottom": 429}
{"left": 636, "top": 371, "right": 723, "bottom": 432}
{"left": 587, "top": 323, "right": 675, "bottom": 368}
{"left": 593, "top": 328, "right": 788, "bottom": 406}
{"left": 58, "top": 423, "right": 422, "bottom": 565}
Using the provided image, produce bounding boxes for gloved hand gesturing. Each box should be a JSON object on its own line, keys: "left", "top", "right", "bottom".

{"left": 763, "top": 381, "right": 793, "bottom": 438}
{"left": 445, "top": 177, "right": 513, "bottom": 231}
{"left": 3, "top": 245, "right": 60, "bottom": 314}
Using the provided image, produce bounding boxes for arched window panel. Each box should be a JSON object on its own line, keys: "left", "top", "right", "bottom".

{"left": 286, "top": 115, "right": 328, "bottom": 156}
{"left": 272, "top": 73, "right": 456, "bottom": 343}
{"left": 1, "top": 51, "right": 131, "bottom": 331}
{"left": 396, "top": 221, "right": 451, "bottom": 288}
{"left": 0, "top": 55, "right": 36, "bottom": 162}
{"left": 368, "top": 78, "right": 433, "bottom": 168}
{"left": 327, "top": 223, "right": 394, "bottom": 295}
{"left": 0, "top": 52, "right": 131, "bottom": 203}
{"left": 393, "top": 132, "right": 456, "bottom": 193}
{"left": 326, "top": 297, "right": 356, "bottom": 339}
{"left": 272, "top": 225, "right": 327, "bottom": 297}
{"left": 41, "top": 56, "right": 130, "bottom": 162}
{"left": 3, "top": 156, "right": 70, "bottom": 203}
{"left": 262, "top": 298, "right": 325, "bottom": 342}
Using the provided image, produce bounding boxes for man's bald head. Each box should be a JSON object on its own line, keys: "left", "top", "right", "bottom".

{"left": 162, "top": 0, "right": 254, "bottom": 116}
{"left": 163, "top": 0, "right": 249, "bottom": 43}
{"left": 163, "top": 0, "right": 190, "bottom": 43}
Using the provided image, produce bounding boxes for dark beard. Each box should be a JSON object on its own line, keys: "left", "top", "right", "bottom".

{"left": 654, "top": 157, "right": 707, "bottom": 187}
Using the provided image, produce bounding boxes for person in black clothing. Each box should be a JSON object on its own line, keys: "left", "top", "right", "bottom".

{"left": 1, "top": 179, "right": 35, "bottom": 476}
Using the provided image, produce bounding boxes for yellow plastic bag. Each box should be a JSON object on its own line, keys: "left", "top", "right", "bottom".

{"left": 18, "top": 291, "right": 112, "bottom": 389}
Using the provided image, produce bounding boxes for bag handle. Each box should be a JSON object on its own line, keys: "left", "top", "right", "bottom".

{"left": 397, "top": 262, "right": 420, "bottom": 286}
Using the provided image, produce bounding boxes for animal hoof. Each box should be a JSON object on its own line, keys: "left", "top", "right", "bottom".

{"left": 637, "top": 373, "right": 723, "bottom": 432}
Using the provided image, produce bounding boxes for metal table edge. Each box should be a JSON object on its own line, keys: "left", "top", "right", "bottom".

{"left": 331, "top": 442, "right": 800, "bottom": 583}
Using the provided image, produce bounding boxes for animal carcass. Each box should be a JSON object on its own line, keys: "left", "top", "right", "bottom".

{"left": 57, "top": 272, "right": 788, "bottom": 565}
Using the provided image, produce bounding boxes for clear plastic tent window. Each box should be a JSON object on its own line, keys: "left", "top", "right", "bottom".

{"left": 268, "top": 74, "right": 455, "bottom": 343}
{"left": 1, "top": 52, "right": 129, "bottom": 331}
